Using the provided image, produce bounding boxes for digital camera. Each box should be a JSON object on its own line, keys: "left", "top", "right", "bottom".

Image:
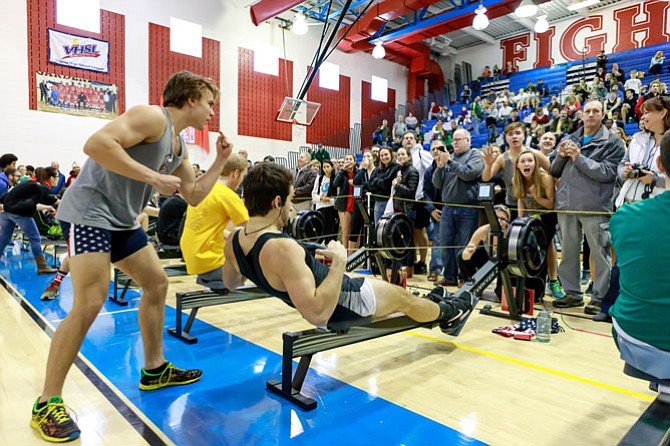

{"left": 629, "top": 163, "right": 646, "bottom": 179}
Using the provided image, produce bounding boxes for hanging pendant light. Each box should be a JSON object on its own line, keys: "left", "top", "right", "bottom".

{"left": 516, "top": 0, "right": 538, "bottom": 18}
{"left": 472, "top": 4, "right": 489, "bottom": 31}
{"left": 372, "top": 42, "right": 386, "bottom": 59}
{"left": 534, "top": 15, "right": 549, "bottom": 33}
{"left": 292, "top": 13, "right": 308, "bottom": 35}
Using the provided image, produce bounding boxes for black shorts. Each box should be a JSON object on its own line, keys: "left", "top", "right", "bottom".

{"left": 413, "top": 202, "right": 431, "bottom": 229}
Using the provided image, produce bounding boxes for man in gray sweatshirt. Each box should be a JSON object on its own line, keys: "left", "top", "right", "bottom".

{"left": 550, "top": 99, "right": 625, "bottom": 314}
{"left": 432, "top": 128, "right": 485, "bottom": 286}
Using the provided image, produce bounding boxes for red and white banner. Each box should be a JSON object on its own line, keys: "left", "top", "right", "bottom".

{"left": 48, "top": 29, "right": 109, "bottom": 73}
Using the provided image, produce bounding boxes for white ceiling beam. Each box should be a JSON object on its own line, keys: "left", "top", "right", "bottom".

{"left": 459, "top": 27, "right": 497, "bottom": 45}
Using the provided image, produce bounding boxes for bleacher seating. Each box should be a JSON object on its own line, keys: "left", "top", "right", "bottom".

{"left": 436, "top": 41, "right": 670, "bottom": 148}
{"left": 355, "top": 43, "right": 667, "bottom": 154}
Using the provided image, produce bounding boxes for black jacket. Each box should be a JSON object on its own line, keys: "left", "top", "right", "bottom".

{"left": 367, "top": 163, "right": 400, "bottom": 200}
{"left": 2, "top": 181, "right": 57, "bottom": 216}
{"left": 330, "top": 168, "right": 358, "bottom": 212}
{"left": 393, "top": 162, "right": 419, "bottom": 213}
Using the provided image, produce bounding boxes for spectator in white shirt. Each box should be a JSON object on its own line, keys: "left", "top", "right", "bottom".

{"left": 624, "top": 70, "right": 642, "bottom": 95}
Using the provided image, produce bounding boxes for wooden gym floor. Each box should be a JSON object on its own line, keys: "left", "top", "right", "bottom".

{"left": 0, "top": 248, "right": 656, "bottom": 445}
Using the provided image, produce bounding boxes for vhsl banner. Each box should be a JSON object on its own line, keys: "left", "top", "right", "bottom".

{"left": 48, "top": 29, "right": 109, "bottom": 73}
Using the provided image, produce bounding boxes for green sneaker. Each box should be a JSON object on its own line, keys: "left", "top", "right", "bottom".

{"left": 139, "top": 362, "right": 202, "bottom": 391}
{"left": 30, "top": 396, "right": 80, "bottom": 443}
{"left": 549, "top": 280, "right": 565, "bottom": 299}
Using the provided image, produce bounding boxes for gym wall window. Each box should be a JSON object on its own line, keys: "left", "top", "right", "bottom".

{"left": 170, "top": 17, "right": 202, "bottom": 58}
{"left": 319, "top": 62, "right": 340, "bottom": 91}
{"left": 56, "top": 0, "right": 100, "bottom": 33}
{"left": 253, "top": 44, "right": 279, "bottom": 76}
{"left": 371, "top": 75, "right": 388, "bottom": 102}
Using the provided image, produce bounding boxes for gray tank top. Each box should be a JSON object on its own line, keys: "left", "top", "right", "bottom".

{"left": 57, "top": 107, "right": 185, "bottom": 230}
{"left": 503, "top": 152, "right": 516, "bottom": 206}
{"left": 522, "top": 192, "right": 545, "bottom": 211}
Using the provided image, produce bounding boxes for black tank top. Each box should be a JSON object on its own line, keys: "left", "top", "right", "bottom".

{"left": 231, "top": 230, "right": 367, "bottom": 325}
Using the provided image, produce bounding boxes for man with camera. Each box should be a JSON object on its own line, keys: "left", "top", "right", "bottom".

{"left": 551, "top": 100, "right": 625, "bottom": 314}
{"left": 432, "top": 128, "right": 485, "bottom": 286}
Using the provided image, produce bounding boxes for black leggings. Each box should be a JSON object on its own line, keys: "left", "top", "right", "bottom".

{"left": 318, "top": 206, "right": 340, "bottom": 243}
{"left": 582, "top": 235, "right": 590, "bottom": 271}
{"left": 350, "top": 206, "right": 365, "bottom": 244}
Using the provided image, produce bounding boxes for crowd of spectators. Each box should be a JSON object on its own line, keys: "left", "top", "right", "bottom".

{"left": 296, "top": 57, "right": 668, "bottom": 322}
{"left": 5, "top": 49, "right": 670, "bottom": 327}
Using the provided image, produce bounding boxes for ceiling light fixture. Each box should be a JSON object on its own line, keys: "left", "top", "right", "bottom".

{"left": 372, "top": 42, "right": 386, "bottom": 59}
{"left": 472, "top": 4, "right": 489, "bottom": 31}
{"left": 566, "top": 0, "right": 600, "bottom": 11}
{"left": 515, "top": 0, "right": 538, "bottom": 18}
{"left": 534, "top": 15, "right": 549, "bottom": 33}
{"left": 292, "top": 13, "right": 308, "bottom": 35}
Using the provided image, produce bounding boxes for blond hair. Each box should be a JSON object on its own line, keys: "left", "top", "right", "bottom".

{"left": 221, "top": 154, "right": 248, "bottom": 176}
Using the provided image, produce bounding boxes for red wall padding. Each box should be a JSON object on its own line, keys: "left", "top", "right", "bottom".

{"left": 27, "top": 0, "right": 126, "bottom": 113}
{"left": 306, "top": 71, "right": 351, "bottom": 146}
{"left": 361, "top": 81, "right": 396, "bottom": 122}
{"left": 237, "top": 47, "right": 293, "bottom": 141}
{"left": 148, "top": 23, "right": 221, "bottom": 132}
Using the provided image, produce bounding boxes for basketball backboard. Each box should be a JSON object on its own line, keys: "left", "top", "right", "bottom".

{"left": 277, "top": 97, "right": 321, "bottom": 126}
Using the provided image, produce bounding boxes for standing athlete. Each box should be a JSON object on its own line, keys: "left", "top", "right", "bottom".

{"left": 31, "top": 71, "right": 233, "bottom": 442}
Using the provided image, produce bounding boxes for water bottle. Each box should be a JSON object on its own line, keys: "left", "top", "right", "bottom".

{"left": 536, "top": 310, "right": 552, "bottom": 343}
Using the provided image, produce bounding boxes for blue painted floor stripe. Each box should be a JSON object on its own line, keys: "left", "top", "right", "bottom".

{"left": 2, "top": 250, "right": 487, "bottom": 446}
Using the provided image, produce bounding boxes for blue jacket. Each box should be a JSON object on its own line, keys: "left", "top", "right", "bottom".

{"left": 50, "top": 172, "right": 66, "bottom": 195}
{"left": 0, "top": 172, "right": 10, "bottom": 197}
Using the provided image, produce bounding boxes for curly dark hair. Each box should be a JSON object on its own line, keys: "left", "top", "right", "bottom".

{"left": 242, "top": 162, "right": 293, "bottom": 217}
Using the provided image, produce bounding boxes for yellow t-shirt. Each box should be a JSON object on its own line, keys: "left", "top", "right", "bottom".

{"left": 180, "top": 182, "right": 249, "bottom": 275}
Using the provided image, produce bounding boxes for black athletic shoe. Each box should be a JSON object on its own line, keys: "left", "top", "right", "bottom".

{"left": 414, "top": 261, "right": 427, "bottom": 275}
{"left": 425, "top": 285, "right": 451, "bottom": 304}
{"left": 552, "top": 295, "right": 584, "bottom": 308}
{"left": 438, "top": 290, "right": 478, "bottom": 336}
{"left": 584, "top": 300, "right": 601, "bottom": 315}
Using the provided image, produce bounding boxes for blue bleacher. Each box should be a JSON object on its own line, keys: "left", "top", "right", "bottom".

{"left": 448, "top": 41, "right": 670, "bottom": 140}
{"left": 459, "top": 42, "right": 669, "bottom": 102}
{"left": 624, "top": 122, "right": 639, "bottom": 136}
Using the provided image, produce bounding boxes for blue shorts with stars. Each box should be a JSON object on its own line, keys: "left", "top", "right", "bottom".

{"left": 68, "top": 224, "right": 148, "bottom": 263}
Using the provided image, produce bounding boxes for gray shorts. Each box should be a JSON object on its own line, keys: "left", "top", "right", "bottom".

{"left": 613, "top": 318, "right": 670, "bottom": 379}
{"left": 338, "top": 278, "right": 377, "bottom": 317}
{"left": 196, "top": 267, "right": 225, "bottom": 291}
